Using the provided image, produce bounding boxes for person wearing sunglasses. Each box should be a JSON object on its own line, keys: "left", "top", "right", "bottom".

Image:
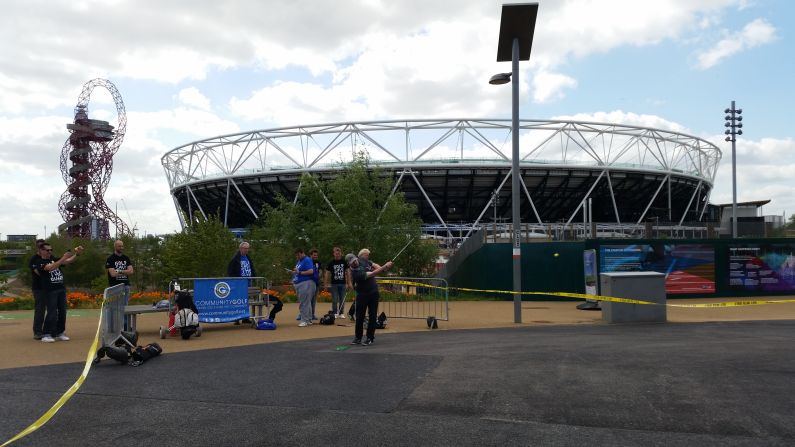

{"left": 32, "top": 242, "right": 84, "bottom": 343}
{"left": 28, "top": 239, "right": 46, "bottom": 339}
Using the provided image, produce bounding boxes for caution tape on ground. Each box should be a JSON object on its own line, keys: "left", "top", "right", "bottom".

{"left": 379, "top": 279, "right": 795, "bottom": 308}
{"left": 2, "top": 301, "right": 105, "bottom": 447}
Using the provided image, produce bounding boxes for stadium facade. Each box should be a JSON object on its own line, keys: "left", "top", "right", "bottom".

{"left": 161, "top": 119, "right": 721, "bottom": 239}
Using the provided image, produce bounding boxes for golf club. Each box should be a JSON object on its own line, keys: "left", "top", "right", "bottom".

{"left": 390, "top": 237, "right": 415, "bottom": 262}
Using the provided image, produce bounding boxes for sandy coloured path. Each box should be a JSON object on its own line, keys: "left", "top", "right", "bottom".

{"left": 2, "top": 298, "right": 794, "bottom": 369}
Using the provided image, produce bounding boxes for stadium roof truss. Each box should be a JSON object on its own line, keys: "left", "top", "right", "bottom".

{"left": 162, "top": 119, "right": 721, "bottom": 233}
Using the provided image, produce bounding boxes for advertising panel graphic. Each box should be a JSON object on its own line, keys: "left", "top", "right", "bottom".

{"left": 728, "top": 244, "right": 795, "bottom": 292}
{"left": 599, "top": 244, "right": 716, "bottom": 294}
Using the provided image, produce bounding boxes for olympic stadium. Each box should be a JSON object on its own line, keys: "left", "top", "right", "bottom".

{"left": 161, "top": 119, "right": 721, "bottom": 241}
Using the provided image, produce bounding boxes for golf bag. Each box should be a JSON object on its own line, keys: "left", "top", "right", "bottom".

{"left": 130, "top": 343, "right": 163, "bottom": 367}
{"left": 97, "top": 345, "right": 131, "bottom": 364}
{"left": 319, "top": 310, "right": 336, "bottom": 325}
{"left": 375, "top": 312, "right": 387, "bottom": 329}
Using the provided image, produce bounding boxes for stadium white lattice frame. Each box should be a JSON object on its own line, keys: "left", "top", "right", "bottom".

{"left": 161, "top": 119, "right": 721, "bottom": 234}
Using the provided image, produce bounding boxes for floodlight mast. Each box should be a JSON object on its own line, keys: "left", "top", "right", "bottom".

{"left": 724, "top": 101, "right": 743, "bottom": 238}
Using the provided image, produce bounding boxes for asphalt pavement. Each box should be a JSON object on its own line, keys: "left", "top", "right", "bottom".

{"left": 1, "top": 320, "right": 794, "bottom": 446}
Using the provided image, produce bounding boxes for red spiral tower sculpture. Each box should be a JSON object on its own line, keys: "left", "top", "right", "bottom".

{"left": 58, "top": 79, "right": 130, "bottom": 239}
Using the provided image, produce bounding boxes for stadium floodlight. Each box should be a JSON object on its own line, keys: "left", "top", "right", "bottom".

{"left": 491, "top": 2, "right": 538, "bottom": 324}
{"left": 724, "top": 101, "right": 743, "bottom": 238}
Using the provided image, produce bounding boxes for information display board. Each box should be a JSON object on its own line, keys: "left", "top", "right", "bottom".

{"left": 728, "top": 244, "right": 795, "bottom": 292}
{"left": 599, "top": 244, "right": 716, "bottom": 294}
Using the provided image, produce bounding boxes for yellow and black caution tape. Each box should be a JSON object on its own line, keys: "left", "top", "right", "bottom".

{"left": 2, "top": 301, "right": 105, "bottom": 447}
{"left": 379, "top": 279, "right": 795, "bottom": 309}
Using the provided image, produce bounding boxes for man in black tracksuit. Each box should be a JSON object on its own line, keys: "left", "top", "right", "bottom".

{"left": 345, "top": 250, "right": 393, "bottom": 346}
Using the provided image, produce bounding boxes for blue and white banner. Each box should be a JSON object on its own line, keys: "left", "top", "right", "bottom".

{"left": 193, "top": 278, "right": 249, "bottom": 323}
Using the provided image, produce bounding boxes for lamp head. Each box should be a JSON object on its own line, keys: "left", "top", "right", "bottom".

{"left": 489, "top": 72, "right": 512, "bottom": 85}
{"left": 724, "top": 108, "right": 731, "bottom": 113}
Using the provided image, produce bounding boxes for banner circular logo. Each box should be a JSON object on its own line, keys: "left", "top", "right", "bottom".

{"left": 214, "top": 281, "right": 231, "bottom": 299}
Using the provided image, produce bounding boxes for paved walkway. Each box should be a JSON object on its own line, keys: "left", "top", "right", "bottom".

{"left": 2, "top": 298, "right": 795, "bottom": 369}
{"left": 2, "top": 299, "right": 794, "bottom": 446}
{"left": 1, "top": 319, "right": 794, "bottom": 446}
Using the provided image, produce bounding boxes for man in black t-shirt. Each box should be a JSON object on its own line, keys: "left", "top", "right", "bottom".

{"left": 345, "top": 249, "right": 393, "bottom": 346}
{"left": 106, "top": 240, "right": 134, "bottom": 287}
{"left": 310, "top": 248, "right": 321, "bottom": 320}
{"left": 106, "top": 240, "right": 134, "bottom": 330}
{"left": 29, "top": 239, "right": 46, "bottom": 339}
{"left": 33, "top": 242, "right": 83, "bottom": 343}
{"left": 324, "top": 247, "right": 348, "bottom": 318}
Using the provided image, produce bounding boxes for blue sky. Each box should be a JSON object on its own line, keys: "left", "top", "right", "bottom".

{"left": 1, "top": 0, "right": 793, "bottom": 238}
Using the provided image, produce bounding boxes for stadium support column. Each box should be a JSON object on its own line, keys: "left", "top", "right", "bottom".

{"left": 491, "top": 3, "right": 538, "bottom": 323}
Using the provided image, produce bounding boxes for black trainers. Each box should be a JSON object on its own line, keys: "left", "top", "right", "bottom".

{"left": 351, "top": 338, "right": 362, "bottom": 345}
{"left": 363, "top": 338, "right": 374, "bottom": 346}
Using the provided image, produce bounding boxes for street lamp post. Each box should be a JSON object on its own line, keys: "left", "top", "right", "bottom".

{"left": 491, "top": 3, "right": 538, "bottom": 324}
{"left": 724, "top": 101, "right": 743, "bottom": 238}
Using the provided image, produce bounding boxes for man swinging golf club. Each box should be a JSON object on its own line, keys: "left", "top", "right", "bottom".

{"left": 346, "top": 249, "right": 393, "bottom": 346}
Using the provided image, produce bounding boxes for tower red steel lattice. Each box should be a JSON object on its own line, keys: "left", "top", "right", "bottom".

{"left": 58, "top": 79, "right": 130, "bottom": 239}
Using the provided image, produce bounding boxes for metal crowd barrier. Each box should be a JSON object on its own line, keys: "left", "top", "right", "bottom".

{"left": 378, "top": 277, "right": 449, "bottom": 328}
{"left": 96, "top": 284, "right": 136, "bottom": 359}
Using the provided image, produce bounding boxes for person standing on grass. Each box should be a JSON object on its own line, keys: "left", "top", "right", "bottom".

{"left": 292, "top": 248, "right": 316, "bottom": 327}
{"left": 325, "top": 247, "right": 348, "bottom": 318}
{"left": 29, "top": 239, "right": 46, "bottom": 340}
{"left": 227, "top": 241, "right": 255, "bottom": 325}
{"left": 105, "top": 239, "right": 135, "bottom": 330}
{"left": 33, "top": 242, "right": 84, "bottom": 343}
{"left": 346, "top": 249, "right": 393, "bottom": 346}
{"left": 106, "top": 239, "right": 134, "bottom": 288}
{"left": 227, "top": 241, "right": 283, "bottom": 322}
{"left": 309, "top": 248, "right": 321, "bottom": 320}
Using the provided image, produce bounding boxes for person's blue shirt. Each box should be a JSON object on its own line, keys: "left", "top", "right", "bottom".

{"left": 293, "top": 255, "right": 314, "bottom": 284}
{"left": 240, "top": 256, "right": 252, "bottom": 277}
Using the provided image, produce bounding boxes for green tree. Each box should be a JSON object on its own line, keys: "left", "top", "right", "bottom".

{"left": 0, "top": 272, "right": 9, "bottom": 295}
{"left": 250, "top": 152, "right": 437, "bottom": 281}
{"left": 161, "top": 216, "right": 238, "bottom": 279}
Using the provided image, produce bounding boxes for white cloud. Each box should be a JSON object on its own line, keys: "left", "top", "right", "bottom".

{"left": 695, "top": 18, "right": 776, "bottom": 69}
{"left": 176, "top": 87, "right": 211, "bottom": 111}
{"left": 551, "top": 110, "right": 689, "bottom": 133}
{"left": 532, "top": 71, "right": 578, "bottom": 103}
{"left": 710, "top": 137, "right": 795, "bottom": 215}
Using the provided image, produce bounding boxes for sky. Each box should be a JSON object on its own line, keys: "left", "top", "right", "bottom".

{"left": 1, "top": 0, "right": 793, "bottom": 239}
